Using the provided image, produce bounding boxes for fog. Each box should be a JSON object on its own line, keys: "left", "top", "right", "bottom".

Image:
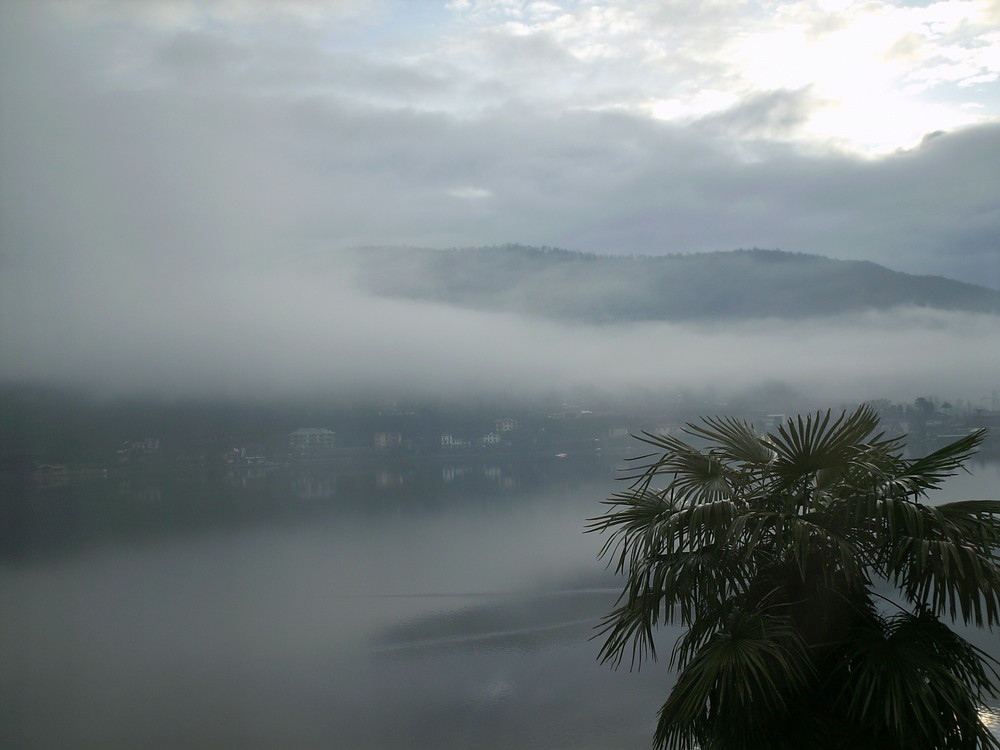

{"left": 2, "top": 254, "right": 997, "bottom": 404}
{"left": 4, "top": 437, "right": 998, "bottom": 749}
{"left": 0, "top": 463, "right": 673, "bottom": 750}
{"left": 1, "top": 0, "right": 998, "bottom": 405}
{"left": 3, "top": 6, "right": 999, "bottom": 748}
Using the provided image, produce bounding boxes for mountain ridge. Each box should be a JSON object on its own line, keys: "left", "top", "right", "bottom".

{"left": 316, "top": 245, "right": 1000, "bottom": 324}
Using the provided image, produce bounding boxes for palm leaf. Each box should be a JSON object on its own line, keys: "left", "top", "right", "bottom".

{"left": 590, "top": 406, "right": 999, "bottom": 749}
{"left": 836, "top": 610, "right": 1000, "bottom": 748}
{"left": 766, "top": 406, "right": 881, "bottom": 483}
{"left": 870, "top": 495, "right": 1000, "bottom": 627}
{"left": 655, "top": 605, "right": 813, "bottom": 750}
{"left": 683, "top": 415, "right": 775, "bottom": 466}
{"left": 881, "top": 430, "right": 987, "bottom": 499}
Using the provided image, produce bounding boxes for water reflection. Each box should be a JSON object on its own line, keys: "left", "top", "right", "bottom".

{"left": 292, "top": 470, "right": 338, "bottom": 499}
{"left": 371, "top": 589, "right": 616, "bottom": 655}
{"left": 982, "top": 708, "right": 1000, "bottom": 736}
{"left": 1, "top": 454, "right": 997, "bottom": 749}
{"left": 375, "top": 469, "right": 403, "bottom": 489}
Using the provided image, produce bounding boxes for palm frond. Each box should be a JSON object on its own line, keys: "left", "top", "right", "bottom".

{"left": 683, "top": 415, "right": 775, "bottom": 466}
{"left": 937, "top": 500, "right": 1000, "bottom": 548}
{"left": 871, "top": 496, "right": 1000, "bottom": 627}
{"left": 766, "top": 406, "right": 881, "bottom": 483}
{"left": 886, "top": 429, "right": 988, "bottom": 497}
{"left": 624, "top": 442, "right": 738, "bottom": 504}
{"left": 588, "top": 486, "right": 676, "bottom": 574}
{"left": 836, "top": 610, "right": 1000, "bottom": 749}
{"left": 589, "top": 406, "right": 998, "bottom": 750}
{"left": 654, "top": 605, "right": 813, "bottom": 750}
{"left": 886, "top": 535, "right": 1000, "bottom": 628}
{"left": 594, "top": 587, "right": 664, "bottom": 670}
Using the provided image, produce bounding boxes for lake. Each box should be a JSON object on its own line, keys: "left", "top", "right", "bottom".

{"left": 2, "top": 451, "right": 998, "bottom": 749}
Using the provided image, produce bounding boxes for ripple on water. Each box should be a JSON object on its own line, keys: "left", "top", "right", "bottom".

{"left": 981, "top": 707, "right": 1000, "bottom": 738}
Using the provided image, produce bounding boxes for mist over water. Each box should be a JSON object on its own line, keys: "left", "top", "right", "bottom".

{"left": 2, "top": 454, "right": 997, "bottom": 749}
{"left": 2, "top": 2, "right": 1000, "bottom": 746}
{"left": 0, "top": 458, "right": 655, "bottom": 749}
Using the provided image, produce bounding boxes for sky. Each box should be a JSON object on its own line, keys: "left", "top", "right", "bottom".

{"left": 1, "top": 0, "right": 998, "bottom": 404}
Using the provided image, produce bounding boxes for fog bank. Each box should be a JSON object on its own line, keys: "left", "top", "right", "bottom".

{"left": 2, "top": 262, "right": 996, "bottom": 404}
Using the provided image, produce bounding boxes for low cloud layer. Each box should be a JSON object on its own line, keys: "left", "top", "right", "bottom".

{"left": 2, "top": 259, "right": 997, "bottom": 404}
{"left": 1, "top": 1, "right": 998, "bottom": 404}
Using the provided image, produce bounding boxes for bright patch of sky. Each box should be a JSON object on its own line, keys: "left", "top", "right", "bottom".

{"left": 449, "top": 185, "right": 495, "bottom": 200}
{"left": 54, "top": 0, "right": 999, "bottom": 155}
{"left": 433, "top": 0, "right": 1000, "bottom": 152}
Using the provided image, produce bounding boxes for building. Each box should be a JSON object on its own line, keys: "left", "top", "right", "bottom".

{"left": 495, "top": 418, "right": 518, "bottom": 432}
{"left": 374, "top": 432, "right": 402, "bottom": 448}
{"left": 117, "top": 438, "right": 161, "bottom": 464}
{"left": 225, "top": 444, "right": 268, "bottom": 466}
{"left": 441, "top": 433, "right": 470, "bottom": 449}
{"left": 288, "top": 427, "right": 336, "bottom": 458}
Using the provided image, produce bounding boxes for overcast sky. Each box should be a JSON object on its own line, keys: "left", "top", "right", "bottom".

{"left": 1, "top": 0, "right": 998, "bottom": 403}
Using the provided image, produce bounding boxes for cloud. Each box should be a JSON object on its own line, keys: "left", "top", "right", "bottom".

{"left": 2, "top": 246, "right": 998, "bottom": 404}
{"left": 1, "top": 1, "right": 998, "bottom": 402}
{"left": 448, "top": 186, "right": 494, "bottom": 200}
{"left": 695, "top": 87, "right": 820, "bottom": 139}
{"left": 2, "top": 9, "right": 998, "bottom": 281}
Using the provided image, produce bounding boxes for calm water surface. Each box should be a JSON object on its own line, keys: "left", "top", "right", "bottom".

{"left": 2, "top": 453, "right": 998, "bottom": 749}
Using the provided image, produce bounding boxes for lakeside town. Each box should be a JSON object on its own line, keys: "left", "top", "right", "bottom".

{"left": 12, "top": 390, "right": 1000, "bottom": 486}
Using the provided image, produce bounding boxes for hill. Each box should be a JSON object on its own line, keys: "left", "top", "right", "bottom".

{"left": 324, "top": 245, "right": 1000, "bottom": 324}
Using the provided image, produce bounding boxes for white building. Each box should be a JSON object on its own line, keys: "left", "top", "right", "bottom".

{"left": 289, "top": 427, "right": 336, "bottom": 456}
{"left": 441, "top": 433, "right": 470, "bottom": 448}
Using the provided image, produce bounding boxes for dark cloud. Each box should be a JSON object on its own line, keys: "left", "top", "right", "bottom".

{"left": 696, "top": 87, "right": 819, "bottom": 139}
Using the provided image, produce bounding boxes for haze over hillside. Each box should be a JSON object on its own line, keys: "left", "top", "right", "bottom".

{"left": 332, "top": 246, "right": 1000, "bottom": 324}
{"left": 3, "top": 241, "right": 1000, "bottom": 404}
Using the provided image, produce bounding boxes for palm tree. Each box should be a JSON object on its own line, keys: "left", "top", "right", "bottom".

{"left": 589, "top": 405, "right": 1000, "bottom": 749}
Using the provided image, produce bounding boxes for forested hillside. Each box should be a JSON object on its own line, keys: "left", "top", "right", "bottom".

{"left": 325, "top": 245, "right": 1000, "bottom": 323}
